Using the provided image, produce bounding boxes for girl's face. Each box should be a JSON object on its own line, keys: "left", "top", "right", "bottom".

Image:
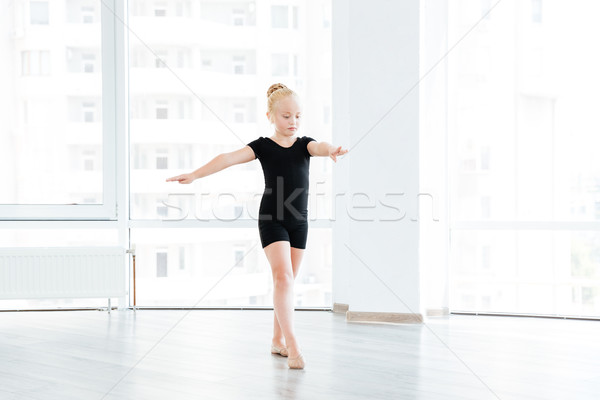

{"left": 267, "top": 95, "right": 302, "bottom": 137}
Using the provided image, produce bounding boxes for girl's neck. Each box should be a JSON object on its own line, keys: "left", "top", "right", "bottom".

{"left": 271, "top": 132, "right": 297, "bottom": 143}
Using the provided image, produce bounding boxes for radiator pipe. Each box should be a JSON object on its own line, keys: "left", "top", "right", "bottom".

{"left": 127, "top": 246, "right": 137, "bottom": 312}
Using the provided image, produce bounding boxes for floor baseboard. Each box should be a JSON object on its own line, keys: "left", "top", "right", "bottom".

{"left": 346, "top": 310, "right": 423, "bottom": 324}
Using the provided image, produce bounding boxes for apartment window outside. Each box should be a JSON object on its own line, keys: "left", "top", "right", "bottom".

{"left": 481, "top": 245, "right": 491, "bottom": 269}
{"left": 532, "top": 0, "right": 542, "bottom": 23}
{"left": 293, "top": 54, "right": 298, "bottom": 76}
{"left": 154, "top": 3, "right": 167, "bottom": 17}
{"left": 175, "top": 1, "right": 190, "bottom": 17}
{"left": 82, "top": 102, "right": 95, "bottom": 123}
{"left": 179, "top": 246, "right": 185, "bottom": 270}
{"left": 322, "top": 2, "right": 331, "bottom": 28}
{"left": 156, "top": 148, "right": 168, "bottom": 169}
{"left": 232, "top": 9, "right": 245, "bottom": 26}
{"left": 83, "top": 159, "right": 94, "bottom": 171}
{"left": 155, "top": 51, "right": 167, "bottom": 68}
{"left": 156, "top": 203, "right": 168, "bottom": 218}
{"left": 233, "top": 104, "right": 246, "bottom": 123}
{"left": 480, "top": 145, "right": 490, "bottom": 170}
{"left": 232, "top": 55, "right": 245, "bottom": 74}
{"left": 271, "top": 54, "right": 288, "bottom": 76}
{"left": 177, "top": 49, "right": 190, "bottom": 68}
{"left": 481, "top": 0, "right": 492, "bottom": 20}
{"left": 155, "top": 101, "right": 168, "bottom": 119}
{"left": 82, "top": 150, "right": 95, "bottom": 171}
{"left": 81, "top": 6, "right": 94, "bottom": 23}
{"left": 156, "top": 251, "right": 168, "bottom": 277}
{"left": 21, "top": 51, "right": 51, "bottom": 76}
{"left": 271, "top": 5, "right": 288, "bottom": 28}
{"left": 234, "top": 248, "right": 244, "bottom": 268}
{"left": 480, "top": 196, "right": 491, "bottom": 219}
{"left": 82, "top": 53, "right": 95, "bottom": 73}
{"left": 30, "top": 1, "right": 49, "bottom": 25}
{"left": 177, "top": 145, "right": 189, "bottom": 169}
{"left": 177, "top": 99, "right": 188, "bottom": 119}
{"left": 323, "top": 105, "right": 330, "bottom": 124}
{"left": 292, "top": 6, "right": 298, "bottom": 29}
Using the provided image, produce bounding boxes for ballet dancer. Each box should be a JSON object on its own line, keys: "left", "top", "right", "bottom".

{"left": 166, "top": 83, "right": 348, "bottom": 369}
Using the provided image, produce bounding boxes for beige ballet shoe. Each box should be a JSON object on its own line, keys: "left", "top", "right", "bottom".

{"left": 271, "top": 344, "right": 288, "bottom": 357}
{"left": 287, "top": 352, "right": 305, "bottom": 369}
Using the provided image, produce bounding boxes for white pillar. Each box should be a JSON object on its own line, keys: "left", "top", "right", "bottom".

{"left": 332, "top": 0, "right": 424, "bottom": 323}
{"left": 419, "top": 0, "right": 450, "bottom": 316}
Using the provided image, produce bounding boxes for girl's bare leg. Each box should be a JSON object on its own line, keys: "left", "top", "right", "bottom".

{"left": 264, "top": 241, "right": 303, "bottom": 359}
{"left": 272, "top": 246, "right": 304, "bottom": 346}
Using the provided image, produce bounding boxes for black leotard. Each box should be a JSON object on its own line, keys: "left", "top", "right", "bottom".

{"left": 246, "top": 135, "right": 316, "bottom": 249}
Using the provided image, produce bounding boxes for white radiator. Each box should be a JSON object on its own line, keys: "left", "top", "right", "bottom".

{"left": 0, "top": 247, "right": 128, "bottom": 311}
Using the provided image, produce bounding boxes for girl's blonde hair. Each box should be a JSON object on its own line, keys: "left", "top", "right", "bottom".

{"left": 266, "top": 83, "right": 297, "bottom": 123}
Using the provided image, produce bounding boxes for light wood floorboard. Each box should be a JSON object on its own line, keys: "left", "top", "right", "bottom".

{"left": 0, "top": 310, "right": 599, "bottom": 399}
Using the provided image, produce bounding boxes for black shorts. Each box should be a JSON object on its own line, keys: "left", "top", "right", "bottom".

{"left": 258, "top": 215, "right": 309, "bottom": 249}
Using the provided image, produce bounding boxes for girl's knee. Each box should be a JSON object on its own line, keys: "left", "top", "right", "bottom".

{"left": 273, "top": 270, "right": 294, "bottom": 287}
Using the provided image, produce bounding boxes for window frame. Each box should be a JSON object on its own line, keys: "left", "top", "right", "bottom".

{"left": 0, "top": 0, "right": 118, "bottom": 221}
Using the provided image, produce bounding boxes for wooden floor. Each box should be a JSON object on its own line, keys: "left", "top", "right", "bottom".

{"left": 0, "top": 309, "right": 598, "bottom": 400}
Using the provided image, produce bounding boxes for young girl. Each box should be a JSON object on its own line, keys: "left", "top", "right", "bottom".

{"left": 166, "top": 83, "right": 348, "bottom": 369}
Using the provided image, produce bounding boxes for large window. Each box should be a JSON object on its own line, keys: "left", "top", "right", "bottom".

{"left": 0, "top": 0, "right": 117, "bottom": 220}
{"left": 128, "top": 0, "right": 333, "bottom": 307}
{"left": 448, "top": 0, "right": 600, "bottom": 317}
{"left": 0, "top": 0, "right": 335, "bottom": 310}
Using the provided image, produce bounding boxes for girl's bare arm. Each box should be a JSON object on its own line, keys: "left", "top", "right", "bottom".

{"left": 166, "top": 146, "right": 256, "bottom": 184}
{"left": 307, "top": 141, "right": 349, "bottom": 162}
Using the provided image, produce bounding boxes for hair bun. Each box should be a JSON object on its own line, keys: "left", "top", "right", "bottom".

{"left": 267, "top": 83, "right": 287, "bottom": 98}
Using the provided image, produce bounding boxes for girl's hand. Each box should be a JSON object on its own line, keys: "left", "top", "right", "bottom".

{"left": 166, "top": 173, "right": 195, "bottom": 184}
{"left": 328, "top": 145, "right": 349, "bottom": 163}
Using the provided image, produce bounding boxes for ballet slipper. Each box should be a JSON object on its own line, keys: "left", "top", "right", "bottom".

{"left": 287, "top": 352, "right": 305, "bottom": 369}
{"left": 271, "top": 344, "right": 288, "bottom": 357}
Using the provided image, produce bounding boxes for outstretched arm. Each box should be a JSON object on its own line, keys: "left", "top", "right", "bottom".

{"left": 307, "top": 141, "right": 349, "bottom": 162}
{"left": 166, "top": 146, "right": 255, "bottom": 184}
